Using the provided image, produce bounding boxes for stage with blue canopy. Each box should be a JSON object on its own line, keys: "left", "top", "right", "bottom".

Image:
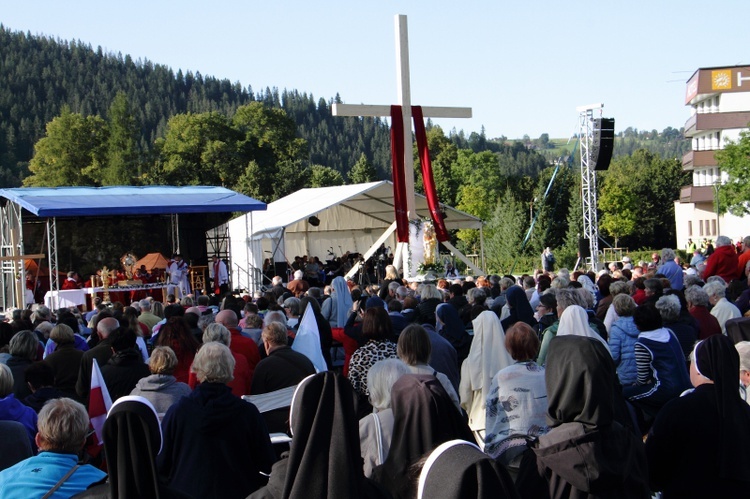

{"left": 0, "top": 186, "right": 266, "bottom": 310}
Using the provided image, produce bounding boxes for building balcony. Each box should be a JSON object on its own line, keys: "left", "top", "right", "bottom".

{"left": 684, "top": 111, "right": 750, "bottom": 137}
{"left": 682, "top": 150, "right": 717, "bottom": 170}
{"left": 679, "top": 185, "right": 715, "bottom": 204}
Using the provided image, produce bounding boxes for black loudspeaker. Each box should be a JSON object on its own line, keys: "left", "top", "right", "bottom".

{"left": 578, "top": 237, "right": 591, "bottom": 258}
{"left": 308, "top": 216, "right": 320, "bottom": 226}
{"left": 274, "top": 262, "right": 288, "bottom": 279}
{"left": 591, "top": 118, "right": 615, "bottom": 171}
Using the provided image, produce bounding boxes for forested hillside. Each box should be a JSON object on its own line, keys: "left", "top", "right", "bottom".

{"left": 0, "top": 26, "right": 692, "bottom": 271}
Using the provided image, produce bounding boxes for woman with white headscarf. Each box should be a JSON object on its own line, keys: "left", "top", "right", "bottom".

{"left": 557, "top": 304, "right": 610, "bottom": 354}
{"left": 577, "top": 274, "right": 597, "bottom": 305}
{"left": 458, "top": 310, "right": 513, "bottom": 446}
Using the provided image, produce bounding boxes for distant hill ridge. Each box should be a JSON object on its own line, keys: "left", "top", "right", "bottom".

{"left": 0, "top": 25, "right": 689, "bottom": 187}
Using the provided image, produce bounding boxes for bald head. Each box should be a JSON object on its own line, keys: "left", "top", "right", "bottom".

{"left": 215, "top": 309, "right": 238, "bottom": 328}
{"left": 97, "top": 317, "right": 119, "bottom": 338}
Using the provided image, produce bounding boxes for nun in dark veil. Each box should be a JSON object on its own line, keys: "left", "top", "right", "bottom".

{"left": 646, "top": 334, "right": 750, "bottom": 498}
{"left": 248, "top": 372, "right": 388, "bottom": 499}
{"left": 500, "top": 286, "right": 537, "bottom": 332}
{"left": 435, "top": 303, "right": 472, "bottom": 365}
{"left": 75, "top": 395, "right": 186, "bottom": 498}
{"left": 371, "top": 374, "right": 474, "bottom": 499}
{"left": 416, "top": 440, "right": 518, "bottom": 499}
{"left": 515, "top": 335, "right": 649, "bottom": 499}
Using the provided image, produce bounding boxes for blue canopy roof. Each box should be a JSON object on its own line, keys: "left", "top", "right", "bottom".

{"left": 0, "top": 186, "right": 266, "bottom": 217}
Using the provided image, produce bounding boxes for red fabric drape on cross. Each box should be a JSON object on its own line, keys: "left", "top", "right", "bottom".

{"left": 412, "top": 106, "right": 449, "bottom": 242}
{"left": 390, "top": 105, "right": 410, "bottom": 242}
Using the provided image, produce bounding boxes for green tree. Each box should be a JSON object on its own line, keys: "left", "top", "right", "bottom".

{"left": 715, "top": 130, "right": 750, "bottom": 216}
{"left": 24, "top": 106, "right": 108, "bottom": 186}
{"left": 348, "top": 153, "right": 378, "bottom": 184}
{"left": 309, "top": 164, "right": 344, "bottom": 187}
{"left": 598, "top": 163, "right": 640, "bottom": 247}
{"left": 104, "top": 91, "right": 139, "bottom": 185}
{"left": 153, "top": 112, "right": 241, "bottom": 186}
{"left": 485, "top": 190, "right": 526, "bottom": 273}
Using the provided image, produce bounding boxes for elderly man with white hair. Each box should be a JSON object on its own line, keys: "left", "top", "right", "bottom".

{"left": 704, "top": 281, "right": 741, "bottom": 335}
{"left": 286, "top": 269, "right": 309, "bottom": 298}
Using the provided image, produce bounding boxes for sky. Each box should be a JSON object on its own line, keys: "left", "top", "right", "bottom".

{"left": 3, "top": 1, "right": 750, "bottom": 140}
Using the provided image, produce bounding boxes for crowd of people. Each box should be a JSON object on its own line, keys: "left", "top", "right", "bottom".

{"left": 2, "top": 238, "right": 750, "bottom": 498}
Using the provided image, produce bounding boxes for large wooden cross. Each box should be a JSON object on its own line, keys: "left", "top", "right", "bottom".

{"left": 333, "top": 14, "right": 473, "bottom": 276}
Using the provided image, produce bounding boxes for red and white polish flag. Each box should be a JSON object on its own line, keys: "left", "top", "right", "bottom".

{"left": 89, "top": 361, "right": 112, "bottom": 445}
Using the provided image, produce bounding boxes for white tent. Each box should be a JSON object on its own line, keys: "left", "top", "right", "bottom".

{"left": 227, "top": 181, "right": 484, "bottom": 291}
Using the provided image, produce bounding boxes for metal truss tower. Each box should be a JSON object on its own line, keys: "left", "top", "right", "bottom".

{"left": 577, "top": 103, "right": 603, "bottom": 271}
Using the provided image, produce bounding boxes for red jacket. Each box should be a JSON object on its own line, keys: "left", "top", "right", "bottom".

{"left": 702, "top": 244, "right": 740, "bottom": 283}
{"left": 229, "top": 328, "right": 261, "bottom": 371}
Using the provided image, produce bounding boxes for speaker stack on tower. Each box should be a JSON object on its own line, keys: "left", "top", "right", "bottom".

{"left": 591, "top": 118, "right": 615, "bottom": 171}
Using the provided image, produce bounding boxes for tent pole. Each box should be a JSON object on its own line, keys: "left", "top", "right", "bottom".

{"left": 479, "top": 226, "right": 486, "bottom": 273}
{"left": 442, "top": 240, "right": 483, "bottom": 276}
{"left": 345, "top": 222, "right": 397, "bottom": 280}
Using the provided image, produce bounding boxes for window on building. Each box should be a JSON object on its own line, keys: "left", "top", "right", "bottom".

{"left": 712, "top": 219, "right": 717, "bottom": 236}
{"left": 688, "top": 221, "right": 693, "bottom": 237}
{"left": 699, "top": 220, "right": 704, "bottom": 236}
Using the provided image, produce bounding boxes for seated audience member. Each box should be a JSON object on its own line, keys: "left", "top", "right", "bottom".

{"left": 76, "top": 317, "right": 119, "bottom": 405}
{"left": 321, "top": 276, "right": 353, "bottom": 328}
{"left": 704, "top": 280, "right": 741, "bottom": 335}
{"left": 646, "top": 335, "right": 750, "bottom": 497}
{"left": 435, "top": 303, "right": 472, "bottom": 366}
{"left": 22, "top": 362, "right": 63, "bottom": 413}
{"left": 189, "top": 323, "right": 253, "bottom": 397}
{"left": 0, "top": 398, "right": 106, "bottom": 497}
{"left": 397, "top": 324, "right": 460, "bottom": 409}
{"left": 371, "top": 374, "right": 474, "bottom": 499}
{"left": 415, "top": 284, "right": 444, "bottom": 327}
{"left": 4, "top": 330, "right": 39, "bottom": 401}
{"left": 736, "top": 341, "right": 750, "bottom": 405}
{"left": 130, "top": 346, "right": 191, "bottom": 421}
{"left": 484, "top": 322, "right": 548, "bottom": 460}
{"left": 701, "top": 234, "right": 740, "bottom": 283}
{"left": 416, "top": 440, "right": 517, "bottom": 499}
{"left": 158, "top": 342, "right": 275, "bottom": 499}
{"left": 97, "top": 396, "right": 181, "bottom": 498}
{"left": 459, "top": 311, "right": 514, "bottom": 445}
{"left": 515, "top": 335, "right": 650, "bottom": 499}
{"left": 347, "top": 308, "right": 398, "bottom": 400}
{"left": 608, "top": 294, "right": 640, "bottom": 386}
{"left": 215, "top": 309, "right": 261, "bottom": 371}
{"left": 623, "top": 303, "right": 691, "bottom": 429}
{"left": 500, "top": 286, "right": 538, "bottom": 332}
{"left": 602, "top": 280, "right": 631, "bottom": 332}
{"left": 534, "top": 292, "right": 557, "bottom": 337}
{"left": 43, "top": 324, "right": 83, "bottom": 401}
{"left": 250, "top": 372, "right": 388, "bottom": 499}
{"left": 556, "top": 305, "right": 610, "bottom": 352}
{"left": 250, "top": 322, "right": 316, "bottom": 434}
{"left": 100, "top": 327, "right": 151, "bottom": 402}
{"left": 153, "top": 317, "right": 200, "bottom": 385}
{"left": 537, "top": 288, "right": 581, "bottom": 365}
{"left": 359, "top": 359, "right": 411, "bottom": 477}
{"left": 685, "top": 284, "right": 722, "bottom": 339}
{"left": 655, "top": 294, "right": 697, "bottom": 360}
{"left": 0, "top": 363, "right": 38, "bottom": 450}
